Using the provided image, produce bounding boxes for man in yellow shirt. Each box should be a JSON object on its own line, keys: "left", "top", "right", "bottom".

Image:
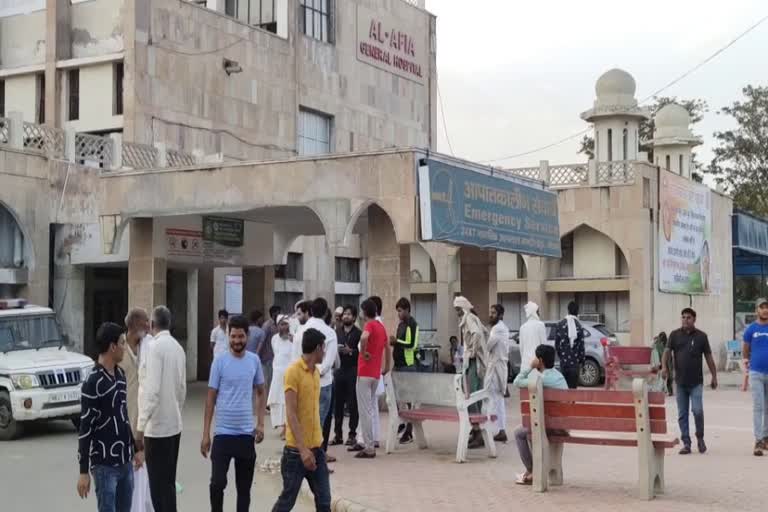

{"left": 272, "top": 328, "right": 331, "bottom": 512}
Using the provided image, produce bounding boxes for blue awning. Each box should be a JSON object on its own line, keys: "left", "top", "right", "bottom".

{"left": 733, "top": 210, "right": 768, "bottom": 257}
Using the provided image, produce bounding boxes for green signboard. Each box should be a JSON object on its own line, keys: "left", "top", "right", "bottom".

{"left": 202, "top": 216, "right": 244, "bottom": 248}
{"left": 418, "top": 159, "right": 561, "bottom": 258}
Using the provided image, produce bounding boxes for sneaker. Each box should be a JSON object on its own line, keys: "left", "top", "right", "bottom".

{"left": 679, "top": 445, "right": 692, "bottom": 455}
{"left": 697, "top": 438, "right": 707, "bottom": 454}
{"left": 468, "top": 435, "right": 485, "bottom": 450}
{"left": 493, "top": 430, "right": 508, "bottom": 443}
{"left": 754, "top": 442, "right": 764, "bottom": 457}
{"left": 399, "top": 432, "right": 413, "bottom": 444}
{"left": 345, "top": 436, "right": 357, "bottom": 447}
{"left": 347, "top": 443, "right": 365, "bottom": 453}
{"left": 329, "top": 436, "right": 344, "bottom": 446}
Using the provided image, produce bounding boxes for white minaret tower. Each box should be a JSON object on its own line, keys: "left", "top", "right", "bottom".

{"left": 580, "top": 68, "right": 650, "bottom": 162}
{"left": 651, "top": 103, "right": 702, "bottom": 179}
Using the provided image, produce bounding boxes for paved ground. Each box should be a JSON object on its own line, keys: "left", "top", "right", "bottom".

{"left": 1, "top": 373, "right": 763, "bottom": 511}
{"left": 326, "top": 372, "right": 765, "bottom": 512}
{"left": 0, "top": 383, "right": 312, "bottom": 511}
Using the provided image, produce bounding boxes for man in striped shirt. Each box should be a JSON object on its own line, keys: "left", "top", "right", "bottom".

{"left": 77, "top": 322, "right": 138, "bottom": 512}
{"left": 201, "top": 314, "right": 267, "bottom": 512}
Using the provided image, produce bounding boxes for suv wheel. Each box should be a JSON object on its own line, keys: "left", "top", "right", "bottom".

{"left": 0, "top": 390, "right": 23, "bottom": 441}
{"left": 579, "top": 358, "right": 601, "bottom": 387}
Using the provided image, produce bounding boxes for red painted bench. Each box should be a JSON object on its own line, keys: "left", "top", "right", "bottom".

{"left": 603, "top": 345, "right": 655, "bottom": 390}
{"left": 384, "top": 371, "right": 497, "bottom": 463}
{"left": 520, "top": 375, "right": 678, "bottom": 500}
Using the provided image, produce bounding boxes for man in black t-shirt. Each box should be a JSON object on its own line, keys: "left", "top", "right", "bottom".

{"left": 662, "top": 308, "right": 718, "bottom": 455}
{"left": 330, "top": 305, "right": 362, "bottom": 447}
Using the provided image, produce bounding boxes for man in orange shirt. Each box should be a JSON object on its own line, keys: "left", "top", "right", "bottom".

{"left": 272, "top": 328, "right": 331, "bottom": 511}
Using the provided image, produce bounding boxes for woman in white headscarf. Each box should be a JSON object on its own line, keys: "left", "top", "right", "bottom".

{"left": 453, "top": 296, "right": 488, "bottom": 449}
{"left": 268, "top": 315, "right": 293, "bottom": 439}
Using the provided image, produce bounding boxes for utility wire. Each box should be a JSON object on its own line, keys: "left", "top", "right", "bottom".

{"left": 437, "top": 82, "right": 456, "bottom": 156}
{"left": 480, "top": 13, "right": 768, "bottom": 164}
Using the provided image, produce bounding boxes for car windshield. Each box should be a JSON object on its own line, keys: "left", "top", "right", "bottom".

{"left": 592, "top": 324, "right": 616, "bottom": 338}
{"left": 0, "top": 314, "right": 64, "bottom": 352}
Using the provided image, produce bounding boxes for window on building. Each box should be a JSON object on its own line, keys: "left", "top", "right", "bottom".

{"left": 299, "top": 0, "right": 331, "bottom": 43}
{"left": 411, "top": 294, "right": 437, "bottom": 331}
{"left": 334, "top": 294, "right": 360, "bottom": 310}
{"left": 607, "top": 129, "right": 613, "bottom": 161}
{"left": 68, "top": 69, "right": 79, "bottom": 121}
{"left": 298, "top": 108, "right": 332, "bottom": 155}
{"left": 559, "top": 232, "right": 574, "bottom": 278}
{"left": 113, "top": 62, "right": 124, "bottom": 116}
{"left": 665, "top": 155, "right": 671, "bottom": 172}
{"left": 275, "top": 252, "right": 303, "bottom": 280}
{"left": 36, "top": 73, "right": 45, "bottom": 124}
{"left": 679, "top": 154, "right": 684, "bottom": 175}
{"left": 225, "top": 0, "right": 238, "bottom": 17}
{"left": 622, "top": 128, "right": 628, "bottom": 160}
{"left": 335, "top": 257, "right": 360, "bottom": 283}
{"left": 516, "top": 254, "right": 527, "bottom": 279}
{"left": 0, "top": 80, "right": 4, "bottom": 117}
{"left": 274, "top": 292, "right": 303, "bottom": 314}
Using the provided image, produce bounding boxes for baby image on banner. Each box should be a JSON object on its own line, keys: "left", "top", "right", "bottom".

{"left": 658, "top": 171, "right": 712, "bottom": 294}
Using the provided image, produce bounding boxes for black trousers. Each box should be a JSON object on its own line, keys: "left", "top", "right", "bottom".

{"left": 210, "top": 435, "right": 256, "bottom": 512}
{"left": 145, "top": 433, "right": 181, "bottom": 512}
{"left": 562, "top": 366, "right": 580, "bottom": 389}
{"left": 333, "top": 370, "right": 359, "bottom": 439}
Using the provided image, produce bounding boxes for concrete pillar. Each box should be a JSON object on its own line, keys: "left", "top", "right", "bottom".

{"left": 128, "top": 218, "right": 166, "bottom": 311}
{"left": 313, "top": 240, "right": 336, "bottom": 304}
{"left": 186, "top": 269, "right": 199, "bottom": 381}
{"left": 539, "top": 160, "right": 550, "bottom": 184}
{"left": 8, "top": 112, "right": 24, "bottom": 149}
{"left": 54, "top": 263, "right": 85, "bottom": 353}
{"left": 110, "top": 133, "right": 123, "bottom": 170}
{"left": 459, "top": 246, "right": 496, "bottom": 323}
{"left": 629, "top": 246, "right": 651, "bottom": 346}
{"left": 45, "top": 0, "right": 71, "bottom": 126}
{"left": 242, "top": 266, "right": 274, "bottom": 317}
{"left": 525, "top": 256, "right": 549, "bottom": 316}
{"left": 367, "top": 206, "right": 402, "bottom": 331}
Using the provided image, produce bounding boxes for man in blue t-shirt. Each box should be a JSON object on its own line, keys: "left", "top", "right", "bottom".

{"left": 201, "top": 315, "right": 267, "bottom": 512}
{"left": 744, "top": 298, "right": 768, "bottom": 456}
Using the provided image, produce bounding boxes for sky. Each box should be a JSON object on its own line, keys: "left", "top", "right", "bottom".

{"left": 425, "top": 0, "right": 768, "bottom": 176}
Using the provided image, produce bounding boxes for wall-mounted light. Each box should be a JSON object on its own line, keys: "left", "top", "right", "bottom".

{"left": 223, "top": 58, "right": 242, "bottom": 76}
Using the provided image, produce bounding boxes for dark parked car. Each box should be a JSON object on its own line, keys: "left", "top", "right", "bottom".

{"left": 507, "top": 321, "right": 618, "bottom": 387}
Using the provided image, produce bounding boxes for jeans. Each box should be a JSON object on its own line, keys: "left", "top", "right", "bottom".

{"left": 319, "top": 384, "right": 333, "bottom": 426}
{"left": 676, "top": 383, "right": 704, "bottom": 446}
{"left": 210, "top": 435, "right": 256, "bottom": 512}
{"left": 92, "top": 462, "right": 134, "bottom": 512}
{"left": 322, "top": 385, "right": 334, "bottom": 451}
{"left": 562, "top": 366, "right": 580, "bottom": 389}
{"left": 272, "top": 447, "right": 331, "bottom": 512}
{"left": 333, "top": 370, "right": 359, "bottom": 439}
{"left": 145, "top": 434, "right": 181, "bottom": 512}
{"left": 750, "top": 371, "right": 768, "bottom": 442}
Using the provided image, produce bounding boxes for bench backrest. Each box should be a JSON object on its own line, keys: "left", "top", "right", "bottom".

{"left": 519, "top": 387, "right": 668, "bottom": 434}
{"left": 608, "top": 346, "right": 653, "bottom": 365}
{"left": 387, "top": 371, "right": 461, "bottom": 407}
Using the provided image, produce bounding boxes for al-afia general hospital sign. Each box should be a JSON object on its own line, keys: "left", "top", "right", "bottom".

{"left": 356, "top": 5, "right": 428, "bottom": 85}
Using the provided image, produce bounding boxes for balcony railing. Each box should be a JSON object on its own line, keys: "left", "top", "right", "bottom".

{"left": 0, "top": 112, "right": 200, "bottom": 172}
{"left": 502, "top": 160, "right": 639, "bottom": 189}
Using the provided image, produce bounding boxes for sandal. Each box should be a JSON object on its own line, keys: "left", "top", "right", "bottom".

{"left": 347, "top": 443, "right": 365, "bottom": 452}
{"left": 515, "top": 473, "right": 532, "bottom": 486}
{"left": 329, "top": 437, "right": 344, "bottom": 446}
{"left": 326, "top": 455, "right": 337, "bottom": 463}
{"left": 354, "top": 450, "right": 376, "bottom": 459}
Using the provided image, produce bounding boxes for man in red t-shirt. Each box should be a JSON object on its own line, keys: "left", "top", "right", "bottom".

{"left": 349, "top": 298, "right": 391, "bottom": 458}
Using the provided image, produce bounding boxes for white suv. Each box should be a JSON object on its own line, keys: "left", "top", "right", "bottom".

{"left": 0, "top": 299, "right": 93, "bottom": 440}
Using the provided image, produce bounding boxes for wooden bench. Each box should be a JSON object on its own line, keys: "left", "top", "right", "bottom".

{"left": 520, "top": 373, "right": 678, "bottom": 499}
{"left": 383, "top": 371, "right": 497, "bottom": 463}
{"left": 604, "top": 345, "right": 655, "bottom": 390}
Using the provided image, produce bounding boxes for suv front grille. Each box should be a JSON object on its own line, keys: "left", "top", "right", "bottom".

{"left": 37, "top": 368, "right": 82, "bottom": 389}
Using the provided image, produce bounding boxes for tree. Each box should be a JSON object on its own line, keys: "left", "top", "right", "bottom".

{"left": 578, "top": 97, "right": 708, "bottom": 173}
{"left": 706, "top": 85, "right": 768, "bottom": 217}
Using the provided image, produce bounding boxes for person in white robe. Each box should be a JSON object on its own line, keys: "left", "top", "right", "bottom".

{"left": 268, "top": 315, "right": 293, "bottom": 440}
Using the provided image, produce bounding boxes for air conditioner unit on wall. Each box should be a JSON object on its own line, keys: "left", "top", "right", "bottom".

{"left": 580, "top": 313, "right": 604, "bottom": 323}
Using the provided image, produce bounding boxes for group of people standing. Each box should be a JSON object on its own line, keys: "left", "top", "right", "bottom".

{"left": 76, "top": 306, "right": 187, "bottom": 512}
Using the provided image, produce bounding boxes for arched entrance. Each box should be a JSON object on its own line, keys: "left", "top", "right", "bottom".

{"left": 0, "top": 202, "right": 29, "bottom": 298}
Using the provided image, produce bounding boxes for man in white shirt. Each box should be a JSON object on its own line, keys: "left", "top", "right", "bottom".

{"left": 290, "top": 300, "right": 313, "bottom": 362}
{"left": 304, "top": 298, "right": 338, "bottom": 453}
{"left": 210, "top": 309, "right": 229, "bottom": 360}
{"left": 137, "top": 306, "right": 187, "bottom": 512}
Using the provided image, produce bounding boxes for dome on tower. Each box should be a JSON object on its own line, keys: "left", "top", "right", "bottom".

{"left": 595, "top": 68, "right": 637, "bottom": 98}
{"left": 655, "top": 103, "right": 690, "bottom": 128}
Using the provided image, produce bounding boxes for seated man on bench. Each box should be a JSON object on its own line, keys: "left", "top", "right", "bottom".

{"left": 512, "top": 345, "right": 568, "bottom": 485}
